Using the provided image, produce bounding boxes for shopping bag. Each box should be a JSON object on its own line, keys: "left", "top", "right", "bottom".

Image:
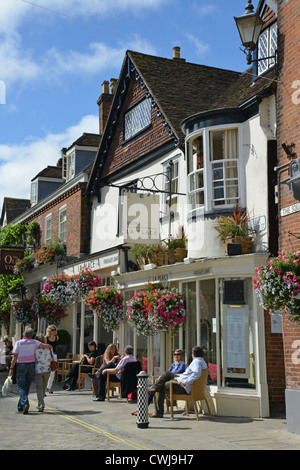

{"left": 2, "top": 376, "right": 12, "bottom": 396}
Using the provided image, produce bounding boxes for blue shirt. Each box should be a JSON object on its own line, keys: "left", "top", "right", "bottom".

{"left": 168, "top": 361, "right": 186, "bottom": 374}
{"left": 175, "top": 357, "right": 207, "bottom": 394}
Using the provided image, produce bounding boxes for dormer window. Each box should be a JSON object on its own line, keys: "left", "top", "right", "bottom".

{"left": 257, "top": 22, "right": 277, "bottom": 75}
{"left": 63, "top": 151, "right": 76, "bottom": 181}
{"left": 31, "top": 181, "right": 37, "bottom": 205}
{"left": 124, "top": 98, "right": 151, "bottom": 141}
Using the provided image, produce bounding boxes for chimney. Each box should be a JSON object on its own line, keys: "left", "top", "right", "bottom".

{"left": 97, "top": 80, "right": 113, "bottom": 135}
{"left": 110, "top": 78, "right": 118, "bottom": 95}
{"left": 172, "top": 46, "right": 186, "bottom": 62}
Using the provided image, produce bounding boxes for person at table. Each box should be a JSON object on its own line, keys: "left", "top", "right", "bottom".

{"left": 61, "top": 341, "right": 98, "bottom": 391}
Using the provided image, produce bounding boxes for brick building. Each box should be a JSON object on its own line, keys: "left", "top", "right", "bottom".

{"left": 276, "top": 0, "right": 300, "bottom": 434}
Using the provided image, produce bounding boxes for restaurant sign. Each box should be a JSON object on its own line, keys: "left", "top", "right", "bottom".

{"left": 0, "top": 248, "right": 24, "bottom": 274}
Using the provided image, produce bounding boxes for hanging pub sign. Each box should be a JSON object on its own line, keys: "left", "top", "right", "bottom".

{"left": 0, "top": 247, "right": 25, "bottom": 274}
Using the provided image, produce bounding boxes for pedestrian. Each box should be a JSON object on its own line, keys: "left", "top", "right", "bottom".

{"left": 35, "top": 333, "right": 52, "bottom": 412}
{"left": 60, "top": 341, "right": 99, "bottom": 391}
{"left": 149, "top": 345, "right": 207, "bottom": 418}
{"left": 8, "top": 327, "right": 53, "bottom": 414}
{"left": 45, "top": 325, "right": 59, "bottom": 394}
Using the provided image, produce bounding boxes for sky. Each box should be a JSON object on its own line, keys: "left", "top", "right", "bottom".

{"left": 0, "top": 0, "right": 249, "bottom": 212}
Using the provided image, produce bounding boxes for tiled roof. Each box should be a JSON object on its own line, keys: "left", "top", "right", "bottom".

{"left": 1, "top": 197, "right": 31, "bottom": 224}
{"left": 66, "top": 132, "right": 101, "bottom": 150}
{"left": 31, "top": 165, "right": 63, "bottom": 181}
{"left": 128, "top": 51, "right": 241, "bottom": 141}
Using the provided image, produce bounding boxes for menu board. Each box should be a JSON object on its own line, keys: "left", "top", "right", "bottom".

{"left": 223, "top": 306, "right": 249, "bottom": 378}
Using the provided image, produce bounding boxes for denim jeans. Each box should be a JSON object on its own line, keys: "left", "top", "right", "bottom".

{"left": 17, "top": 362, "right": 35, "bottom": 411}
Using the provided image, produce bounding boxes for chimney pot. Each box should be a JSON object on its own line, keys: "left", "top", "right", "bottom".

{"left": 110, "top": 78, "right": 118, "bottom": 95}
{"left": 173, "top": 46, "right": 181, "bottom": 59}
{"left": 102, "top": 80, "right": 110, "bottom": 94}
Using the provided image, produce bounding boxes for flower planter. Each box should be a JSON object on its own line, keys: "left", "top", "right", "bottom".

{"left": 224, "top": 236, "right": 252, "bottom": 255}
{"left": 174, "top": 248, "right": 188, "bottom": 262}
{"left": 155, "top": 251, "right": 168, "bottom": 266}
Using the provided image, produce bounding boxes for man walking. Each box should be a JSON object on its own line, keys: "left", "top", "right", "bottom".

{"left": 149, "top": 345, "right": 207, "bottom": 418}
{"left": 9, "top": 328, "right": 53, "bottom": 414}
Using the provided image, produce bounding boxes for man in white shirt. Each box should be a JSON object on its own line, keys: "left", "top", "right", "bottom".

{"left": 149, "top": 345, "right": 207, "bottom": 418}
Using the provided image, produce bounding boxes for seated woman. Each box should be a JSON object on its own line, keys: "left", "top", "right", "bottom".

{"left": 61, "top": 341, "right": 98, "bottom": 391}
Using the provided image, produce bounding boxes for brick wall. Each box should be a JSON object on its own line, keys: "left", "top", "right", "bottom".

{"left": 277, "top": 0, "right": 300, "bottom": 393}
{"left": 101, "top": 74, "right": 173, "bottom": 178}
{"left": 24, "top": 183, "right": 88, "bottom": 257}
{"left": 264, "top": 311, "right": 286, "bottom": 415}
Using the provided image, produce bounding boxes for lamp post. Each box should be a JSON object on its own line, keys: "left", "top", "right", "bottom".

{"left": 234, "top": 0, "right": 263, "bottom": 65}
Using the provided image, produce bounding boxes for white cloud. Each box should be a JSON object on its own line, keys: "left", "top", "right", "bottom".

{"left": 0, "top": 114, "right": 99, "bottom": 206}
{"left": 186, "top": 34, "right": 210, "bottom": 57}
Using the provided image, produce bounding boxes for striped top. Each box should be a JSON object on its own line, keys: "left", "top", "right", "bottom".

{"left": 12, "top": 337, "right": 42, "bottom": 363}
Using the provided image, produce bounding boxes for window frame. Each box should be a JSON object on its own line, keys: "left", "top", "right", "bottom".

{"left": 45, "top": 214, "right": 52, "bottom": 244}
{"left": 123, "top": 97, "right": 152, "bottom": 143}
{"left": 186, "top": 124, "right": 244, "bottom": 215}
{"left": 257, "top": 22, "right": 277, "bottom": 76}
{"left": 58, "top": 205, "right": 67, "bottom": 243}
{"left": 161, "top": 157, "right": 180, "bottom": 219}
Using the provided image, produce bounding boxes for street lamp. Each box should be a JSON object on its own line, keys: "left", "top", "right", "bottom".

{"left": 234, "top": 0, "right": 264, "bottom": 65}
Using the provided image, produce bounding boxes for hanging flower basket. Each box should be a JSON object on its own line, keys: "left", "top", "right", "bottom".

{"left": 42, "top": 273, "right": 77, "bottom": 307}
{"left": 127, "top": 286, "right": 186, "bottom": 336}
{"left": 147, "top": 288, "right": 186, "bottom": 333}
{"left": 126, "top": 290, "right": 156, "bottom": 336}
{"left": 85, "top": 287, "right": 124, "bottom": 332}
{"left": 71, "top": 268, "right": 102, "bottom": 299}
{"left": 254, "top": 251, "right": 300, "bottom": 322}
{"left": 32, "top": 294, "right": 67, "bottom": 325}
{"left": 13, "top": 298, "right": 36, "bottom": 325}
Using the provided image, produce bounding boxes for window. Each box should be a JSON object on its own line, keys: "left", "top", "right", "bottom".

{"left": 63, "top": 152, "right": 76, "bottom": 181}
{"left": 124, "top": 98, "right": 151, "bottom": 141}
{"left": 45, "top": 215, "right": 52, "bottom": 244}
{"left": 58, "top": 206, "right": 67, "bottom": 242}
{"left": 188, "top": 135, "right": 204, "bottom": 210}
{"left": 187, "top": 127, "right": 240, "bottom": 213}
{"left": 31, "top": 182, "right": 37, "bottom": 205}
{"left": 163, "top": 159, "right": 179, "bottom": 215}
{"left": 257, "top": 22, "right": 277, "bottom": 76}
{"left": 209, "top": 129, "right": 239, "bottom": 207}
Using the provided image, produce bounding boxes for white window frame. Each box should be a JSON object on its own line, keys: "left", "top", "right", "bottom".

{"left": 187, "top": 124, "right": 244, "bottom": 214}
{"left": 58, "top": 205, "right": 67, "bottom": 243}
{"left": 257, "top": 22, "right": 277, "bottom": 76}
{"left": 31, "top": 181, "right": 38, "bottom": 205}
{"left": 162, "top": 157, "right": 180, "bottom": 218}
{"left": 45, "top": 214, "right": 52, "bottom": 244}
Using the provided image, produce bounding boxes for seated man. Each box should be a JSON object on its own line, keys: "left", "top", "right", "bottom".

{"left": 149, "top": 345, "right": 207, "bottom": 418}
{"left": 93, "top": 345, "right": 137, "bottom": 402}
{"left": 131, "top": 349, "right": 186, "bottom": 415}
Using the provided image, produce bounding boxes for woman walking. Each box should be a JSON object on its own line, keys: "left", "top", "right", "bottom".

{"left": 46, "top": 325, "right": 59, "bottom": 394}
{"left": 35, "top": 333, "right": 52, "bottom": 412}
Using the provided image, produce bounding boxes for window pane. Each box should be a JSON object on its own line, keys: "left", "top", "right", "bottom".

{"left": 124, "top": 98, "right": 151, "bottom": 141}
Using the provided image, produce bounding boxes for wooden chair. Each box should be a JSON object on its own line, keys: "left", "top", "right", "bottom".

{"left": 78, "top": 355, "right": 103, "bottom": 392}
{"left": 169, "top": 368, "right": 211, "bottom": 420}
{"left": 56, "top": 353, "right": 74, "bottom": 383}
{"left": 106, "top": 371, "right": 122, "bottom": 401}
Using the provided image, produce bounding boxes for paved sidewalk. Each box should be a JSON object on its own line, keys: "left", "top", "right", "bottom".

{"left": 1, "top": 371, "right": 300, "bottom": 452}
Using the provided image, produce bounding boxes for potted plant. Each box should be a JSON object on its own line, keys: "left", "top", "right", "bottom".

{"left": 163, "top": 226, "right": 188, "bottom": 263}
{"left": 214, "top": 205, "right": 253, "bottom": 254}
{"left": 130, "top": 243, "right": 156, "bottom": 269}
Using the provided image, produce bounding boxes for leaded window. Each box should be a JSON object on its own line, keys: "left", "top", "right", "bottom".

{"left": 124, "top": 98, "right": 151, "bottom": 141}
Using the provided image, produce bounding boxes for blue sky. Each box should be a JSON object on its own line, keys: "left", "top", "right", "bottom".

{"left": 0, "top": 0, "right": 249, "bottom": 210}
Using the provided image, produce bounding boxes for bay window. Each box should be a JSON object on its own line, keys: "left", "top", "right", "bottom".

{"left": 187, "top": 126, "right": 241, "bottom": 213}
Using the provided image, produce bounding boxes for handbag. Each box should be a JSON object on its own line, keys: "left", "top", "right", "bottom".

{"left": 2, "top": 376, "right": 12, "bottom": 396}
{"left": 50, "top": 351, "right": 58, "bottom": 371}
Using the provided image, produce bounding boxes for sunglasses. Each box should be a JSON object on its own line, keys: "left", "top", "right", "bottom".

{"left": 174, "top": 353, "right": 181, "bottom": 355}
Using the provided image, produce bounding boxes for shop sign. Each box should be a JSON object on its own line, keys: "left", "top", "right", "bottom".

{"left": 0, "top": 248, "right": 24, "bottom": 274}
